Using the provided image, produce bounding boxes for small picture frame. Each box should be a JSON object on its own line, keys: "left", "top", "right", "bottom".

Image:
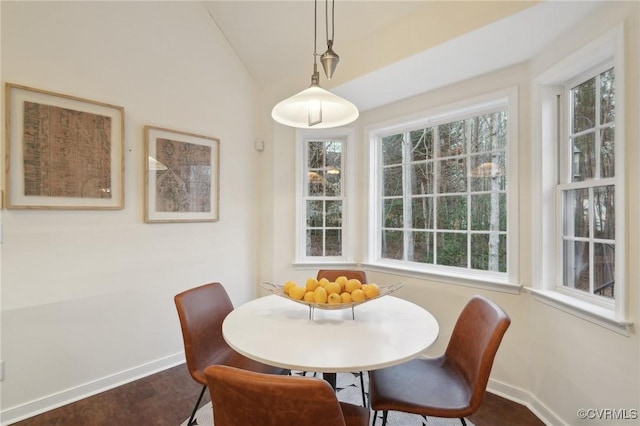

{"left": 5, "top": 83, "right": 125, "bottom": 209}
{"left": 144, "top": 126, "right": 220, "bottom": 223}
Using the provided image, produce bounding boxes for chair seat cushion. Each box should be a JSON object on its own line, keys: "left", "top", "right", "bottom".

{"left": 193, "top": 348, "right": 288, "bottom": 384}
{"left": 369, "top": 357, "right": 472, "bottom": 418}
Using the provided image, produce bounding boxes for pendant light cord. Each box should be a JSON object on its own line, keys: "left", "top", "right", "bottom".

{"left": 325, "top": 0, "right": 335, "bottom": 45}
{"left": 314, "top": 0, "right": 318, "bottom": 58}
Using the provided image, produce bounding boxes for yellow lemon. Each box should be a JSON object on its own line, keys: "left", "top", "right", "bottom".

{"left": 305, "top": 277, "right": 320, "bottom": 292}
{"left": 313, "top": 286, "right": 328, "bottom": 304}
{"left": 303, "top": 290, "right": 315, "bottom": 302}
{"left": 364, "top": 283, "right": 380, "bottom": 299}
{"left": 318, "top": 278, "right": 330, "bottom": 288}
{"left": 335, "top": 276, "right": 349, "bottom": 291}
{"left": 325, "top": 281, "right": 341, "bottom": 295}
{"left": 340, "top": 292, "right": 352, "bottom": 303}
{"left": 283, "top": 281, "right": 296, "bottom": 295}
{"left": 351, "top": 288, "right": 366, "bottom": 302}
{"left": 345, "top": 279, "right": 362, "bottom": 293}
{"left": 327, "top": 293, "right": 342, "bottom": 304}
{"left": 288, "top": 285, "right": 306, "bottom": 300}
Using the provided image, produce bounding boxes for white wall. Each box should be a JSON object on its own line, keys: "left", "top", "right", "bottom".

{"left": 261, "top": 2, "right": 640, "bottom": 425}
{"left": 1, "top": 2, "right": 263, "bottom": 423}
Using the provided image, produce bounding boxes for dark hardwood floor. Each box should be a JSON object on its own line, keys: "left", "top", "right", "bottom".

{"left": 12, "top": 363, "right": 544, "bottom": 426}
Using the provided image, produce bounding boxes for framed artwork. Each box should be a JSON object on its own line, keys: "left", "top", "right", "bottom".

{"left": 4, "top": 83, "right": 125, "bottom": 209}
{"left": 144, "top": 126, "right": 219, "bottom": 223}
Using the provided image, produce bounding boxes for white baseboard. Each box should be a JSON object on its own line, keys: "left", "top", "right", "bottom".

{"left": 488, "top": 378, "right": 565, "bottom": 425}
{"left": 1, "top": 352, "right": 185, "bottom": 426}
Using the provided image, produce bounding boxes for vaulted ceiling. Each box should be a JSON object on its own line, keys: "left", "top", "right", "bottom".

{"left": 202, "top": 1, "right": 604, "bottom": 110}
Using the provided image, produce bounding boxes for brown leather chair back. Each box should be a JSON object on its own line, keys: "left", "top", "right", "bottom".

{"left": 444, "top": 295, "right": 511, "bottom": 413}
{"left": 317, "top": 269, "right": 367, "bottom": 283}
{"left": 205, "top": 365, "right": 350, "bottom": 426}
{"left": 174, "top": 282, "right": 233, "bottom": 384}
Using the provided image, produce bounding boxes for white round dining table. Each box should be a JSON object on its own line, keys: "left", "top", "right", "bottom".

{"left": 222, "top": 294, "right": 439, "bottom": 386}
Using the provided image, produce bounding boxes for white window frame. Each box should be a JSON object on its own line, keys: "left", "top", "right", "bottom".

{"left": 365, "top": 88, "right": 519, "bottom": 292}
{"left": 294, "top": 128, "right": 356, "bottom": 266}
{"left": 531, "top": 25, "right": 630, "bottom": 334}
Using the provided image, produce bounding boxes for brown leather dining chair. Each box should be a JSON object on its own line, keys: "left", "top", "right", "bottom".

{"left": 369, "top": 295, "right": 511, "bottom": 426}
{"left": 316, "top": 269, "right": 368, "bottom": 407}
{"left": 174, "top": 282, "right": 289, "bottom": 426}
{"left": 317, "top": 269, "right": 367, "bottom": 285}
{"left": 205, "top": 364, "right": 370, "bottom": 426}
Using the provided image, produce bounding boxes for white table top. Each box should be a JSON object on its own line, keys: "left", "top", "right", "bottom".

{"left": 223, "top": 294, "right": 439, "bottom": 373}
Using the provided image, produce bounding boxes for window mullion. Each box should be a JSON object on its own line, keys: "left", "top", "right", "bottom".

{"left": 433, "top": 126, "right": 440, "bottom": 264}
{"left": 403, "top": 132, "right": 412, "bottom": 262}
{"left": 595, "top": 73, "right": 602, "bottom": 179}
{"left": 588, "top": 188, "right": 594, "bottom": 294}
{"left": 465, "top": 119, "right": 472, "bottom": 269}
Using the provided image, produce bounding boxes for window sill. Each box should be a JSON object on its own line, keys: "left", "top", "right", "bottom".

{"left": 292, "top": 261, "right": 360, "bottom": 270}
{"left": 525, "top": 288, "right": 633, "bottom": 335}
{"left": 359, "top": 262, "right": 522, "bottom": 295}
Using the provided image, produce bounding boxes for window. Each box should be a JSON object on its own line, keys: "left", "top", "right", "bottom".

{"left": 295, "top": 129, "right": 355, "bottom": 264}
{"left": 369, "top": 91, "right": 517, "bottom": 285}
{"left": 559, "top": 66, "right": 616, "bottom": 303}
{"left": 533, "top": 25, "right": 628, "bottom": 330}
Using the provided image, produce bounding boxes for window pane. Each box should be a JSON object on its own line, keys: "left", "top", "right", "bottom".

{"left": 382, "top": 230, "right": 403, "bottom": 259}
{"left": 375, "top": 105, "right": 509, "bottom": 277}
{"left": 470, "top": 112, "right": 507, "bottom": 153}
{"left": 439, "top": 121, "right": 466, "bottom": 157}
{"left": 410, "top": 128, "right": 433, "bottom": 162}
{"left": 306, "top": 200, "right": 323, "bottom": 227}
{"left": 436, "top": 232, "right": 467, "bottom": 267}
{"left": 594, "top": 243, "right": 615, "bottom": 299}
{"left": 411, "top": 197, "right": 433, "bottom": 229}
{"left": 437, "top": 195, "right": 467, "bottom": 230}
{"left": 572, "top": 77, "right": 596, "bottom": 133}
{"left": 382, "top": 134, "right": 403, "bottom": 165}
{"left": 325, "top": 172, "right": 341, "bottom": 196}
{"left": 308, "top": 141, "right": 324, "bottom": 168}
{"left": 410, "top": 162, "right": 433, "bottom": 195}
{"left": 572, "top": 133, "right": 595, "bottom": 181}
{"left": 560, "top": 67, "right": 616, "bottom": 302}
{"left": 470, "top": 194, "right": 505, "bottom": 232}
{"left": 325, "top": 230, "right": 342, "bottom": 256}
{"left": 564, "top": 188, "right": 589, "bottom": 239}
{"left": 326, "top": 200, "right": 342, "bottom": 227}
{"left": 325, "top": 141, "right": 342, "bottom": 169}
{"left": 409, "top": 231, "right": 433, "bottom": 263}
{"left": 303, "top": 138, "right": 345, "bottom": 260}
{"left": 306, "top": 229, "right": 323, "bottom": 256}
{"left": 600, "top": 68, "right": 615, "bottom": 124}
{"left": 383, "top": 166, "right": 403, "bottom": 197}
{"left": 471, "top": 233, "right": 506, "bottom": 272}
{"left": 593, "top": 186, "right": 614, "bottom": 240}
{"left": 563, "top": 240, "right": 589, "bottom": 293}
{"left": 308, "top": 171, "right": 326, "bottom": 196}
{"left": 470, "top": 153, "right": 506, "bottom": 191}
{"left": 438, "top": 158, "right": 467, "bottom": 193}
{"left": 601, "top": 127, "right": 615, "bottom": 178}
{"left": 383, "top": 198, "right": 403, "bottom": 228}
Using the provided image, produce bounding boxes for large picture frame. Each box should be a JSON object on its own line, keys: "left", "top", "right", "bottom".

{"left": 144, "top": 126, "right": 219, "bottom": 223}
{"left": 5, "top": 83, "right": 125, "bottom": 209}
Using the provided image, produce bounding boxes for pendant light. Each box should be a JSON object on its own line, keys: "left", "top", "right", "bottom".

{"left": 320, "top": 0, "right": 339, "bottom": 80}
{"left": 271, "top": 0, "right": 358, "bottom": 129}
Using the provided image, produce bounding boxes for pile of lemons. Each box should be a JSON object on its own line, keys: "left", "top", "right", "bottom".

{"left": 283, "top": 276, "right": 380, "bottom": 305}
